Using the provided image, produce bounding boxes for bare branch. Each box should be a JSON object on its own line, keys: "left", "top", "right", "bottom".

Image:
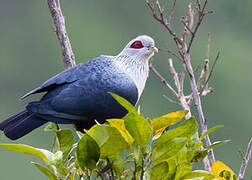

{"left": 47, "top": 0, "right": 76, "bottom": 69}
{"left": 146, "top": 0, "right": 183, "bottom": 45}
{"left": 149, "top": 60, "right": 179, "bottom": 97}
{"left": 168, "top": 0, "right": 177, "bottom": 24}
{"left": 181, "top": 3, "right": 195, "bottom": 41}
{"left": 187, "top": 0, "right": 209, "bottom": 53}
{"left": 200, "top": 51, "right": 220, "bottom": 96}
{"left": 197, "top": 33, "right": 210, "bottom": 90}
{"left": 238, "top": 137, "right": 252, "bottom": 180}
{"left": 181, "top": 42, "right": 214, "bottom": 169}
{"left": 180, "top": 63, "right": 186, "bottom": 94}
{"left": 181, "top": 16, "right": 193, "bottom": 38}
{"left": 168, "top": 58, "right": 192, "bottom": 119}
{"left": 163, "top": 95, "right": 180, "bottom": 105}
{"left": 168, "top": 58, "right": 181, "bottom": 95}
{"left": 188, "top": 3, "right": 195, "bottom": 30}
{"left": 158, "top": 47, "right": 183, "bottom": 62}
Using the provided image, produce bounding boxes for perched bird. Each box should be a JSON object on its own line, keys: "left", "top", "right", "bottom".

{"left": 0, "top": 35, "right": 157, "bottom": 140}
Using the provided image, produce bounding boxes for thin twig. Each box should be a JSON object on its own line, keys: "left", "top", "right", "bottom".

{"left": 238, "top": 148, "right": 245, "bottom": 160}
{"left": 168, "top": 0, "right": 177, "bottom": 24}
{"left": 47, "top": 0, "right": 76, "bottom": 69}
{"left": 146, "top": 0, "right": 181, "bottom": 43}
{"left": 158, "top": 47, "right": 183, "bottom": 62}
{"left": 168, "top": 58, "right": 181, "bottom": 93}
{"left": 180, "top": 63, "right": 186, "bottom": 94}
{"left": 168, "top": 58, "right": 192, "bottom": 119}
{"left": 238, "top": 137, "right": 252, "bottom": 180}
{"left": 197, "top": 33, "right": 210, "bottom": 90}
{"left": 181, "top": 18, "right": 194, "bottom": 35}
{"left": 181, "top": 3, "right": 195, "bottom": 41}
{"left": 187, "top": 0, "right": 209, "bottom": 53}
{"left": 163, "top": 95, "right": 181, "bottom": 105}
{"left": 149, "top": 61, "right": 179, "bottom": 97}
{"left": 200, "top": 51, "right": 220, "bottom": 96}
{"left": 197, "top": 61, "right": 208, "bottom": 89}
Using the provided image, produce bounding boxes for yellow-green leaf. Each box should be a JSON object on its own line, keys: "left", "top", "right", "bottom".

{"left": 155, "top": 117, "right": 198, "bottom": 148}
{"left": 124, "top": 112, "right": 152, "bottom": 147}
{"left": 150, "top": 162, "right": 169, "bottom": 180}
{"left": 107, "top": 119, "right": 134, "bottom": 145}
{"left": 76, "top": 134, "right": 100, "bottom": 170}
{"left": 152, "top": 137, "right": 187, "bottom": 164}
{"left": 87, "top": 125, "right": 128, "bottom": 158}
{"left": 44, "top": 122, "right": 59, "bottom": 132}
{"left": 199, "top": 125, "right": 224, "bottom": 142}
{"left": 109, "top": 92, "right": 136, "bottom": 113}
{"left": 151, "top": 110, "right": 188, "bottom": 137}
{"left": 211, "top": 161, "right": 237, "bottom": 180}
{"left": 174, "top": 162, "right": 192, "bottom": 180}
{"left": 183, "top": 170, "right": 215, "bottom": 180}
{"left": 111, "top": 156, "right": 125, "bottom": 177}
{"left": 32, "top": 162, "right": 58, "bottom": 180}
{"left": 54, "top": 129, "right": 74, "bottom": 159}
{"left": 0, "top": 144, "right": 53, "bottom": 165}
{"left": 206, "top": 140, "right": 231, "bottom": 151}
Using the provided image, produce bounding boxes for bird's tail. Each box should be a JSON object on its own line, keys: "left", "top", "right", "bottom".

{"left": 0, "top": 110, "right": 47, "bottom": 140}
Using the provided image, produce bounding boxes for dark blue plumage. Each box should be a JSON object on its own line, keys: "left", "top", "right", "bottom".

{"left": 0, "top": 35, "right": 157, "bottom": 140}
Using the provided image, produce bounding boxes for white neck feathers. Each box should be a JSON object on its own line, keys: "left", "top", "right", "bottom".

{"left": 112, "top": 54, "right": 149, "bottom": 100}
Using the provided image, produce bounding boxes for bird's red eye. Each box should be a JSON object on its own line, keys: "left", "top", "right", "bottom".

{"left": 130, "top": 40, "right": 144, "bottom": 49}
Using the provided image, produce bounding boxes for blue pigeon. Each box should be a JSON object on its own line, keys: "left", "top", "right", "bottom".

{"left": 0, "top": 35, "right": 157, "bottom": 140}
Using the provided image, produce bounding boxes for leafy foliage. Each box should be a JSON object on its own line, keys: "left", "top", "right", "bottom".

{"left": 0, "top": 94, "right": 233, "bottom": 180}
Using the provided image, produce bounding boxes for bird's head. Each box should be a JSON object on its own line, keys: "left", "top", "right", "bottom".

{"left": 118, "top": 35, "right": 158, "bottom": 61}
{"left": 113, "top": 35, "right": 157, "bottom": 98}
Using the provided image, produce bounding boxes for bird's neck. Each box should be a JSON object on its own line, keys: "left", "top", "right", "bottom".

{"left": 112, "top": 54, "right": 149, "bottom": 99}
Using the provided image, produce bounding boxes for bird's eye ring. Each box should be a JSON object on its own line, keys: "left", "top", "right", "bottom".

{"left": 130, "top": 40, "right": 144, "bottom": 49}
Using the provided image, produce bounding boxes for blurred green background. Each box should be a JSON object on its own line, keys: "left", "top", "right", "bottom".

{"left": 0, "top": 0, "right": 252, "bottom": 179}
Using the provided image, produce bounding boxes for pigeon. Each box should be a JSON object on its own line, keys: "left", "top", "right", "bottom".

{"left": 0, "top": 35, "right": 158, "bottom": 140}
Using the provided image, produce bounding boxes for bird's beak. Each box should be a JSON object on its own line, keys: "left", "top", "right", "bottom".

{"left": 153, "top": 47, "right": 158, "bottom": 53}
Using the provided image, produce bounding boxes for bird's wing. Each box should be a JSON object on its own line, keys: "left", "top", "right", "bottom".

{"left": 20, "top": 63, "right": 83, "bottom": 100}
{"left": 26, "top": 57, "right": 139, "bottom": 122}
{"left": 27, "top": 78, "right": 138, "bottom": 121}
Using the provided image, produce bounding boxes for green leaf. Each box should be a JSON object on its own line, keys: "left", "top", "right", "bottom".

{"left": 155, "top": 117, "right": 198, "bottom": 148}
{"left": 32, "top": 162, "right": 58, "bottom": 180}
{"left": 55, "top": 129, "right": 74, "bottom": 159}
{"left": 0, "top": 144, "right": 53, "bottom": 165}
{"left": 87, "top": 125, "right": 128, "bottom": 158}
{"left": 174, "top": 162, "right": 192, "bottom": 180}
{"left": 109, "top": 92, "right": 136, "bottom": 113}
{"left": 206, "top": 140, "right": 231, "bottom": 150}
{"left": 76, "top": 134, "right": 100, "bottom": 170}
{"left": 151, "top": 110, "right": 188, "bottom": 137}
{"left": 199, "top": 125, "right": 224, "bottom": 142}
{"left": 124, "top": 112, "right": 152, "bottom": 147}
{"left": 150, "top": 162, "right": 169, "bottom": 180}
{"left": 44, "top": 122, "right": 59, "bottom": 132}
{"left": 152, "top": 137, "right": 187, "bottom": 164}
